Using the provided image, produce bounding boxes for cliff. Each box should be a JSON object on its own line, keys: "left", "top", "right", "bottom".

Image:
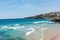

{"left": 25, "top": 12, "right": 60, "bottom": 19}
{"left": 25, "top": 12, "right": 60, "bottom": 22}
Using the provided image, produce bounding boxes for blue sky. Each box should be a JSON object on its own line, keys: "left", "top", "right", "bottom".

{"left": 0, "top": 0, "right": 60, "bottom": 19}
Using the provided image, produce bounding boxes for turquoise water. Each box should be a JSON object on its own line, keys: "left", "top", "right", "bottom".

{"left": 0, "top": 18, "right": 59, "bottom": 40}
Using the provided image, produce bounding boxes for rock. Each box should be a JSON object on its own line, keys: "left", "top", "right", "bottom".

{"left": 51, "top": 18, "right": 60, "bottom": 23}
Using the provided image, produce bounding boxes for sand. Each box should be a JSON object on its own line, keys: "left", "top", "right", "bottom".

{"left": 25, "top": 25, "right": 60, "bottom": 40}
{"left": 43, "top": 26, "right": 60, "bottom": 40}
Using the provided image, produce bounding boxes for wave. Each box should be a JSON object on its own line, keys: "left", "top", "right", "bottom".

{"left": 0, "top": 24, "right": 25, "bottom": 30}
{"left": 33, "top": 21, "right": 55, "bottom": 24}
{"left": 25, "top": 27, "right": 35, "bottom": 36}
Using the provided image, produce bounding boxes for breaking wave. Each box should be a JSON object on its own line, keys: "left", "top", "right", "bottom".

{"left": 33, "top": 21, "right": 55, "bottom": 24}
{"left": 0, "top": 24, "right": 25, "bottom": 30}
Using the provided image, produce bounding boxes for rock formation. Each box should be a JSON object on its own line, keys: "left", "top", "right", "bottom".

{"left": 25, "top": 12, "right": 60, "bottom": 22}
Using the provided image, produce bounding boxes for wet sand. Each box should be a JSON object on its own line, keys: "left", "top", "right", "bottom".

{"left": 25, "top": 27, "right": 42, "bottom": 40}
{"left": 25, "top": 25, "right": 60, "bottom": 40}
{"left": 25, "top": 26, "right": 47, "bottom": 40}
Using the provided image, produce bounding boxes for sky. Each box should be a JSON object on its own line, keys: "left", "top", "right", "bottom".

{"left": 0, "top": 0, "right": 60, "bottom": 19}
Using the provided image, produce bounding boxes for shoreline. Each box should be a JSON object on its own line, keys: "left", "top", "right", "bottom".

{"left": 25, "top": 26, "right": 48, "bottom": 40}
{"left": 25, "top": 27, "right": 35, "bottom": 36}
{"left": 43, "top": 26, "right": 60, "bottom": 40}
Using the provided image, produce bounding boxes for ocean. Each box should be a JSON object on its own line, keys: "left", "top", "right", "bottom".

{"left": 0, "top": 18, "right": 59, "bottom": 40}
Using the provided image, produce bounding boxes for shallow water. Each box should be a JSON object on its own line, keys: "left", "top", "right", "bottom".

{"left": 0, "top": 19, "right": 59, "bottom": 40}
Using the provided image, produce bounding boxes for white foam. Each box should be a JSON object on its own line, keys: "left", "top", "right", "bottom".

{"left": 1, "top": 26, "right": 8, "bottom": 29}
{"left": 9, "top": 26, "right": 24, "bottom": 30}
{"left": 33, "top": 21, "right": 48, "bottom": 24}
{"left": 14, "top": 24, "right": 20, "bottom": 26}
{"left": 40, "top": 38, "right": 43, "bottom": 40}
{"left": 33, "top": 21, "right": 40, "bottom": 23}
{"left": 40, "top": 34, "right": 44, "bottom": 40}
{"left": 33, "top": 21, "right": 54, "bottom": 24}
{"left": 9, "top": 27, "right": 22, "bottom": 29}
{"left": 40, "top": 28, "right": 48, "bottom": 40}
{"left": 39, "top": 28, "right": 46, "bottom": 40}
{"left": 25, "top": 27, "right": 35, "bottom": 36}
{"left": 1, "top": 25, "right": 24, "bottom": 30}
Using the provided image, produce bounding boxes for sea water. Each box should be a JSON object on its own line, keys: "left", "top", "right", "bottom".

{"left": 0, "top": 18, "right": 59, "bottom": 40}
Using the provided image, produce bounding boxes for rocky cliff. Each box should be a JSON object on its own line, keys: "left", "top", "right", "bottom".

{"left": 25, "top": 12, "right": 60, "bottom": 19}
{"left": 25, "top": 12, "right": 60, "bottom": 23}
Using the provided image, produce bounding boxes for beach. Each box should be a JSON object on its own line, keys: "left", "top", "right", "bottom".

{"left": 0, "top": 18, "right": 60, "bottom": 40}
{"left": 25, "top": 25, "right": 47, "bottom": 40}
{"left": 43, "top": 25, "right": 60, "bottom": 40}
{"left": 25, "top": 26, "right": 40, "bottom": 40}
{"left": 25, "top": 24, "right": 60, "bottom": 40}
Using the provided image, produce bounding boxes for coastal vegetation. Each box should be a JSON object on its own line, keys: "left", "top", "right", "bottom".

{"left": 25, "top": 12, "right": 60, "bottom": 22}
{"left": 26, "top": 12, "right": 60, "bottom": 19}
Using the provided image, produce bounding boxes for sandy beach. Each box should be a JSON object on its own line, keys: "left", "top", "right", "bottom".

{"left": 43, "top": 26, "right": 60, "bottom": 40}
{"left": 25, "top": 26, "right": 47, "bottom": 40}
{"left": 25, "top": 24, "right": 60, "bottom": 40}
